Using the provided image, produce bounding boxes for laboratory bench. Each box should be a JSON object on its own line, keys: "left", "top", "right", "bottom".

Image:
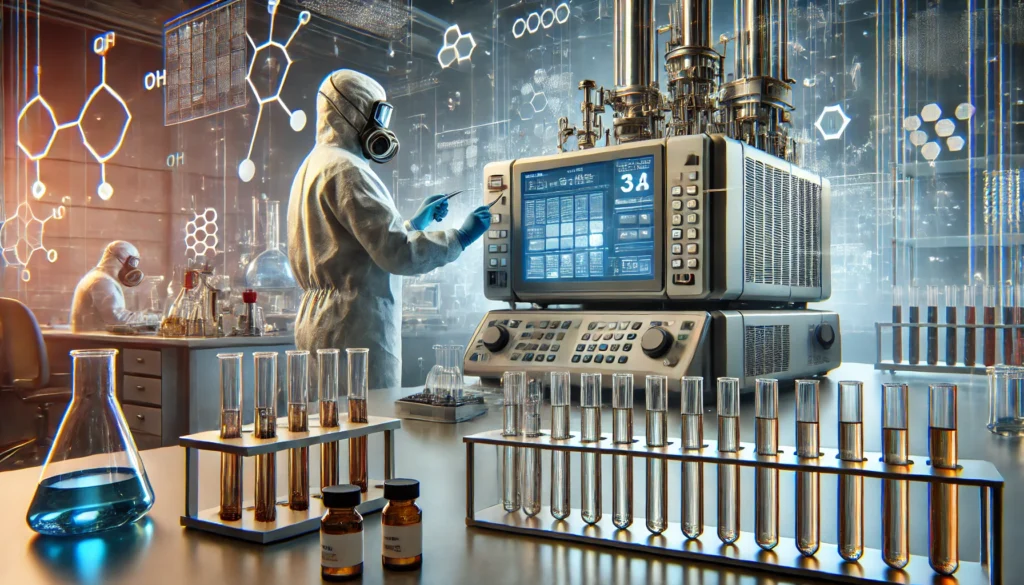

{"left": 0, "top": 363, "right": 1019, "bottom": 585}
{"left": 42, "top": 329, "right": 295, "bottom": 449}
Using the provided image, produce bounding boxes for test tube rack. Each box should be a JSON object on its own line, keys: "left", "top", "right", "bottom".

{"left": 875, "top": 321, "right": 1023, "bottom": 374}
{"left": 180, "top": 415, "right": 401, "bottom": 544}
{"left": 464, "top": 430, "right": 1004, "bottom": 585}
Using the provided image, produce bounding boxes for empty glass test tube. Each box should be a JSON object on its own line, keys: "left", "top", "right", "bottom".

{"left": 754, "top": 378, "right": 779, "bottom": 551}
{"left": 253, "top": 351, "right": 278, "bottom": 522}
{"left": 965, "top": 284, "right": 978, "bottom": 367}
{"left": 892, "top": 286, "right": 903, "bottom": 363}
{"left": 611, "top": 373, "right": 634, "bottom": 529}
{"left": 580, "top": 372, "right": 603, "bottom": 525}
{"left": 318, "top": 349, "right": 341, "bottom": 491}
{"left": 549, "top": 371, "right": 572, "bottom": 520}
{"left": 837, "top": 381, "right": 864, "bottom": 562}
{"left": 909, "top": 286, "right": 921, "bottom": 365}
{"left": 520, "top": 378, "right": 543, "bottom": 517}
{"left": 927, "top": 285, "right": 940, "bottom": 365}
{"left": 645, "top": 375, "right": 669, "bottom": 534}
{"left": 945, "top": 286, "right": 959, "bottom": 366}
{"left": 680, "top": 376, "right": 704, "bottom": 540}
{"left": 218, "top": 353, "right": 243, "bottom": 521}
{"left": 287, "top": 350, "right": 310, "bottom": 511}
{"left": 795, "top": 379, "right": 820, "bottom": 557}
{"left": 717, "top": 378, "right": 741, "bottom": 545}
{"left": 928, "top": 383, "right": 959, "bottom": 575}
{"left": 882, "top": 382, "right": 910, "bottom": 569}
{"left": 347, "top": 348, "right": 369, "bottom": 492}
{"left": 501, "top": 371, "right": 525, "bottom": 513}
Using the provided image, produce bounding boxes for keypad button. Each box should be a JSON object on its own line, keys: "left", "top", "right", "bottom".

{"left": 587, "top": 344, "right": 597, "bottom": 352}
{"left": 576, "top": 344, "right": 586, "bottom": 352}
{"left": 571, "top": 355, "right": 581, "bottom": 363}
{"left": 687, "top": 213, "right": 699, "bottom": 224}
{"left": 688, "top": 171, "right": 698, "bottom": 181}
{"left": 672, "top": 229, "right": 683, "bottom": 240}
{"left": 672, "top": 200, "right": 683, "bottom": 211}
{"left": 687, "top": 258, "right": 699, "bottom": 269}
{"left": 491, "top": 214, "right": 502, "bottom": 223}
{"left": 686, "top": 243, "right": 698, "bottom": 254}
{"left": 510, "top": 353, "right": 521, "bottom": 361}
{"left": 556, "top": 333, "right": 565, "bottom": 341}
{"left": 597, "top": 322, "right": 607, "bottom": 329}
{"left": 500, "top": 258, "right": 507, "bottom": 267}
{"left": 546, "top": 354, "right": 556, "bottom": 362}
{"left": 619, "top": 321, "right": 630, "bottom": 330}
{"left": 499, "top": 230, "right": 508, "bottom": 238}
{"left": 614, "top": 333, "right": 624, "bottom": 341}
{"left": 534, "top": 354, "right": 546, "bottom": 362}
{"left": 687, "top": 228, "right": 698, "bottom": 239}
{"left": 671, "top": 185, "right": 682, "bottom": 196}
{"left": 623, "top": 343, "right": 633, "bottom": 352}
{"left": 603, "top": 333, "right": 614, "bottom": 341}
{"left": 539, "top": 344, "right": 550, "bottom": 351}
{"left": 528, "top": 344, "right": 539, "bottom": 351}
{"left": 627, "top": 333, "right": 637, "bottom": 340}
{"left": 594, "top": 355, "right": 604, "bottom": 364}
{"left": 672, "top": 259, "right": 682, "bottom": 269}
{"left": 549, "top": 321, "right": 561, "bottom": 329}
{"left": 588, "top": 323, "right": 597, "bottom": 330}
{"left": 509, "top": 320, "right": 521, "bottom": 328}
{"left": 608, "top": 322, "right": 618, "bottom": 331}
{"left": 610, "top": 344, "right": 620, "bottom": 351}
{"left": 686, "top": 199, "right": 699, "bottom": 210}
{"left": 598, "top": 344, "right": 609, "bottom": 351}
{"left": 561, "top": 321, "right": 571, "bottom": 329}
{"left": 488, "top": 244, "right": 498, "bottom": 252}
{"left": 488, "top": 230, "right": 500, "bottom": 239}
{"left": 551, "top": 344, "right": 560, "bottom": 351}
{"left": 605, "top": 354, "right": 615, "bottom": 362}
{"left": 545, "top": 332, "right": 555, "bottom": 340}
{"left": 582, "top": 333, "right": 591, "bottom": 341}
{"left": 673, "top": 273, "right": 695, "bottom": 285}
{"left": 515, "top": 343, "right": 526, "bottom": 350}
{"left": 672, "top": 243, "right": 682, "bottom": 254}
{"left": 618, "top": 356, "right": 628, "bottom": 364}
{"left": 683, "top": 321, "right": 695, "bottom": 330}
{"left": 539, "top": 321, "right": 549, "bottom": 328}
{"left": 672, "top": 214, "right": 683, "bottom": 226}
{"left": 523, "top": 353, "right": 534, "bottom": 361}
{"left": 686, "top": 185, "right": 698, "bottom": 195}
{"left": 489, "top": 258, "right": 498, "bottom": 267}
{"left": 499, "top": 244, "right": 508, "bottom": 253}
{"left": 631, "top": 322, "right": 643, "bottom": 330}
{"left": 582, "top": 355, "right": 593, "bottom": 363}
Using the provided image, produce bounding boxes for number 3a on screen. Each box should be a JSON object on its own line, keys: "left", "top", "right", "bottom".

{"left": 620, "top": 172, "right": 650, "bottom": 193}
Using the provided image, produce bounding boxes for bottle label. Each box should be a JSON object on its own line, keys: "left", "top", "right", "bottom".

{"left": 382, "top": 523, "right": 422, "bottom": 558}
{"left": 321, "top": 531, "right": 362, "bottom": 569}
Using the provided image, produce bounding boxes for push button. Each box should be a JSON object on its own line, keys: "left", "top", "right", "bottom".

{"left": 672, "top": 200, "right": 683, "bottom": 211}
{"left": 582, "top": 333, "right": 591, "bottom": 341}
{"left": 671, "top": 185, "right": 682, "bottom": 196}
{"left": 499, "top": 230, "right": 508, "bottom": 238}
{"left": 576, "top": 344, "right": 586, "bottom": 352}
{"left": 610, "top": 344, "right": 620, "bottom": 351}
{"left": 686, "top": 199, "right": 699, "bottom": 210}
{"left": 539, "top": 344, "right": 550, "bottom": 351}
{"left": 687, "top": 258, "right": 699, "bottom": 269}
{"left": 489, "top": 258, "right": 498, "bottom": 267}
{"left": 613, "top": 333, "right": 623, "bottom": 341}
{"left": 631, "top": 322, "right": 643, "bottom": 330}
{"left": 534, "top": 354, "right": 545, "bottom": 362}
{"left": 686, "top": 228, "right": 698, "bottom": 239}
{"left": 618, "top": 356, "right": 628, "bottom": 364}
{"left": 603, "top": 333, "right": 614, "bottom": 341}
{"left": 488, "top": 244, "right": 498, "bottom": 252}
{"left": 673, "top": 273, "right": 695, "bottom": 285}
{"left": 623, "top": 343, "right": 633, "bottom": 351}
{"left": 556, "top": 333, "right": 565, "bottom": 341}
{"left": 686, "top": 213, "right": 699, "bottom": 224}
{"left": 510, "top": 353, "right": 521, "bottom": 361}
{"left": 627, "top": 334, "right": 637, "bottom": 340}
{"left": 672, "top": 229, "right": 682, "bottom": 240}
{"left": 551, "top": 344, "right": 560, "bottom": 351}
{"left": 688, "top": 171, "right": 699, "bottom": 181}
{"left": 686, "top": 243, "right": 698, "bottom": 254}
{"left": 499, "top": 244, "right": 508, "bottom": 253}
{"left": 544, "top": 332, "right": 555, "bottom": 340}
{"left": 672, "top": 243, "right": 682, "bottom": 254}
{"left": 686, "top": 185, "right": 698, "bottom": 195}
{"left": 672, "top": 215, "right": 683, "bottom": 226}
{"left": 672, "top": 259, "right": 682, "bottom": 269}
{"left": 582, "top": 355, "right": 593, "bottom": 363}
{"left": 546, "top": 354, "right": 556, "bottom": 362}
{"left": 571, "top": 355, "right": 581, "bottom": 363}
{"left": 587, "top": 344, "right": 597, "bottom": 352}
{"left": 598, "top": 344, "right": 609, "bottom": 351}
{"left": 488, "top": 230, "right": 500, "bottom": 239}
{"left": 594, "top": 355, "right": 604, "bottom": 364}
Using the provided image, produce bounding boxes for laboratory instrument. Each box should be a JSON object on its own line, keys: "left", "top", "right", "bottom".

{"left": 580, "top": 372, "right": 602, "bottom": 525}
{"left": 611, "top": 372, "right": 634, "bottom": 529}
{"left": 795, "top": 379, "right": 820, "bottom": 557}
{"left": 679, "top": 376, "right": 703, "bottom": 539}
{"left": 754, "top": 377, "right": 779, "bottom": 550}
{"left": 287, "top": 350, "right": 310, "bottom": 511}
{"left": 321, "top": 485, "right": 364, "bottom": 582}
{"left": 254, "top": 351, "right": 278, "bottom": 522}
{"left": 965, "top": 285, "right": 978, "bottom": 367}
{"left": 984, "top": 286, "right": 996, "bottom": 366}
{"left": 837, "top": 380, "right": 864, "bottom": 562}
{"left": 645, "top": 374, "right": 669, "bottom": 534}
{"left": 396, "top": 345, "right": 486, "bottom": 423}
{"left": 347, "top": 348, "right": 369, "bottom": 492}
{"left": 382, "top": 479, "right": 423, "bottom": 571}
{"left": 928, "top": 383, "right": 959, "bottom": 575}
{"left": 218, "top": 352, "right": 243, "bottom": 521}
{"left": 319, "top": 348, "right": 341, "bottom": 491}
{"left": 882, "top": 382, "right": 910, "bottom": 569}
{"left": 549, "top": 371, "right": 572, "bottom": 521}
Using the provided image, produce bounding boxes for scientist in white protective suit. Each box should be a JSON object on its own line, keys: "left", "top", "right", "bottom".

{"left": 70, "top": 240, "right": 147, "bottom": 332}
{"left": 288, "top": 69, "right": 491, "bottom": 390}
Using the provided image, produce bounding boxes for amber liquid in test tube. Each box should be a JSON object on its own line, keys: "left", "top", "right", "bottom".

{"left": 946, "top": 286, "right": 959, "bottom": 366}
{"left": 754, "top": 378, "right": 780, "bottom": 551}
{"left": 580, "top": 373, "right": 603, "bottom": 525}
{"left": 909, "top": 287, "right": 921, "bottom": 365}
{"left": 984, "top": 285, "right": 997, "bottom": 367}
{"left": 837, "top": 381, "right": 864, "bottom": 562}
{"left": 882, "top": 383, "right": 910, "bottom": 569}
{"left": 645, "top": 375, "right": 669, "bottom": 534}
{"left": 927, "top": 286, "right": 940, "bottom": 365}
{"left": 253, "top": 352, "right": 278, "bottom": 522}
{"left": 717, "top": 378, "right": 741, "bottom": 545}
{"left": 964, "top": 285, "right": 977, "bottom": 367}
{"left": 501, "top": 371, "right": 525, "bottom": 513}
{"left": 794, "top": 380, "right": 820, "bottom": 556}
{"left": 680, "top": 377, "right": 704, "bottom": 540}
{"left": 928, "top": 383, "right": 959, "bottom": 575}
{"left": 893, "top": 286, "right": 903, "bottom": 363}
{"left": 287, "top": 351, "right": 310, "bottom": 510}
{"left": 611, "top": 373, "right": 634, "bottom": 529}
{"left": 318, "top": 349, "right": 341, "bottom": 491}
{"left": 549, "top": 372, "right": 571, "bottom": 520}
{"left": 346, "top": 349, "right": 369, "bottom": 492}
{"left": 218, "top": 353, "right": 243, "bottom": 521}
{"left": 520, "top": 378, "right": 543, "bottom": 517}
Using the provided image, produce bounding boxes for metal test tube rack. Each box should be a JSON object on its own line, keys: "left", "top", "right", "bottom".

{"left": 464, "top": 430, "right": 1004, "bottom": 584}
{"left": 181, "top": 415, "right": 400, "bottom": 544}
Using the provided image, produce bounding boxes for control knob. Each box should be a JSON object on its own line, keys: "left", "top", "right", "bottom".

{"left": 815, "top": 323, "right": 836, "bottom": 349}
{"left": 641, "top": 327, "right": 673, "bottom": 358}
{"left": 481, "top": 325, "right": 510, "bottom": 352}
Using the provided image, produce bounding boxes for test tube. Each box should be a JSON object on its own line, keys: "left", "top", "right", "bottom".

{"left": 549, "top": 371, "right": 572, "bottom": 520}
{"left": 928, "top": 383, "right": 959, "bottom": 575}
{"left": 837, "top": 380, "right": 864, "bottom": 562}
{"left": 965, "top": 284, "right": 978, "bottom": 366}
{"left": 611, "top": 373, "right": 634, "bottom": 529}
{"left": 1016, "top": 285, "right": 1024, "bottom": 365}
{"left": 501, "top": 371, "right": 525, "bottom": 513}
{"left": 580, "top": 372, "right": 603, "bottom": 525}
{"left": 680, "top": 376, "right": 704, "bottom": 540}
{"left": 645, "top": 375, "right": 669, "bottom": 534}
{"left": 286, "top": 350, "right": 310, "bottom": 511}
{"left": 927, "top": 285, "right": 940, "bottom": 365}
{"left": 1004, "top": 285, "right": 1016, "bottom": 365}
{"left": 795, "top": 379, "right": 820, "bottom": 557}
{"left": 346, "top": 348, "right": 369, "bottom": 492}
{"left": 909, "top": 286, "right": 921, "bottom": 365}
{"left": 218, "top": 352, "right": 243, "bottom": 521}
{"left": 520, "top": 378, "right": 543, "bottom": 517}
{"left": 945, "top": 286, "right": 959, "bottom": 366}
{"left": 892, "top": 286, "right": 903, "bottom": 363}
{"left": 754, "top": 378, "right": 779, "bottom": 551}
{"left": 882, "top": 382, "right": 910, "bottom": 569}
{"left": 253, "top": 351, "right": 278, "bottom": 522}
{"left": 318, "top": 349, "right": 341, "bottom": 491}
{"left": 717, "top": 377, "right": 741, "bottom": 545}
{"left": 984, "top": 285, "right": 996, "bottom": 366}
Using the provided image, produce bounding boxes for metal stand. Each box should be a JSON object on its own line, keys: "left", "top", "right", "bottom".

{"left": 395, "top": 393, "right": 487, "bottom": 423}
{"left": 874, "top": 322, "right": 1022, "bottom": 374}
{"left": 181, "top": 415, "right": 401, "bottom": 544}
{"left": 464, "top": 430, "right": 1004, "bottom": 585}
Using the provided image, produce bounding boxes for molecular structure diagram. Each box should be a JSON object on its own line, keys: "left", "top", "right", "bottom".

{"left": 437, "top": 25, "right": 477, "bottom": 69}
{"left": 238, "top": 0, "right": 311, "bottom": 182}
{"left": 0, "top": 202, "right": 66, "bottom": 282}
{"left": 185, "top": 208, "right": 219, "bottom": 260}
{"left": 512, "top": 3, "right": 570, "bottom": 38}
{"left": 516, "top": 83, "right": 547, "bottom": 121}
{"left": 814, "top": 104, "right": 851, "bottom": 141}
{"left": 16, "top": 31, "right": 131, "bottom": 201}
{"left": 902, "top": 102, "right": 975, "bottom": 162}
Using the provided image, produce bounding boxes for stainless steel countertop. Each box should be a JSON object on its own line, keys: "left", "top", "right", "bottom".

{"left": 0, "top": 363, "right": 1017, "bottom": 585}
{"left": 42, "top": 328, "right": 295, "bottom": 348}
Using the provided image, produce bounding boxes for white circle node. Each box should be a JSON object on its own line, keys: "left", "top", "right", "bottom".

{"left": 31, "top": 181, "right": 46, "bottom": 199}
{"left": 239, "top": 159, "right": 256, "bottom": 182}
{"left": 98, "top": 182, "right": 113, "bottom": 200}
{"left": 290, "top": 110, "right": 307, "bottom": 132}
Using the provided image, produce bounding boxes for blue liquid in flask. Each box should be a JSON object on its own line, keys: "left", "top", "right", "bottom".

{"left": 27, "top": 467, "right": 154, "bottom": 536}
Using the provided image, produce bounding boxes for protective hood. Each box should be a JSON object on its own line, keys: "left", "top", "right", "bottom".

{"left": 315, "top": 69, "right": 387, "bottom": 159}
{"left": 97, "top": 240, "right": 140, "bottom": 277}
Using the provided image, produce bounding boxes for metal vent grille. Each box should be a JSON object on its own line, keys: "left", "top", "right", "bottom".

{"left": 742, "top": 158, "right": 822, "bottom": 288}
{"left": 744, "top": 325, "right": 791, "bottom": 378}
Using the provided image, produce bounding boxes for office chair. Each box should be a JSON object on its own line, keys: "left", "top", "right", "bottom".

{"left": 0, "top": 298, "right": 71, "bottom": 469}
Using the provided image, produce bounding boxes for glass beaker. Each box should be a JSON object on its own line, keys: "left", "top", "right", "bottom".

{"left": 444, "top": 345, "right": 465, "bottom": 401}
{"left": 27, "top": 349, "right": 155, "bottom": 535}
{"left": 987, "top": 365, "right": 1024, "bottom": 436}
{"left": 424, "top": 344, "right": 444, "bottom": 396}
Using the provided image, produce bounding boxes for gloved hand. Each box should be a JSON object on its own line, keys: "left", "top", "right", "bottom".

{"left": 456, "top": 205, "right": 492, "bottom": 249}
{"left": 409, "top": 194, "right": 450, "bottom": 231}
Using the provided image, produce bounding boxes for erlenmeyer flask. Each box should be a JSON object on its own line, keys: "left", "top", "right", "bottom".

{"left": 424, "top": 344, "right": 445, "bottom": 398}
{"left": 27, "top": 349, "right": 155, "bottom": 535}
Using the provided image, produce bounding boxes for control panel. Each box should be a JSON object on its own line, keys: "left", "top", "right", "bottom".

{"left": 665, "top": 135, "right": 707, "bottom": 298}
{"left": 463, "top": 310, "right": 710, "bottom": 390}
{"left": 483, "top": 160, "right": 513, "bottom": 300}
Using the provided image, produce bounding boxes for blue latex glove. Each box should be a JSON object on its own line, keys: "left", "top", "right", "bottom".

{"left": 409, "top": 194, "right": 450, "bottom": 231}
{"left": 456, "top": 205, "right": 492, "bottom": 249}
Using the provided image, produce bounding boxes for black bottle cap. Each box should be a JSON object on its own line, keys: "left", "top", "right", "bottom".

{"left": 383, "top": 478, "right": 419, "bottom": 500}
{"left": 323, "top": 485, "right": 362, "bottom": 508}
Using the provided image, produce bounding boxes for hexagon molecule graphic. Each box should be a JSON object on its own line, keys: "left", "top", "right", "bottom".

{"left": 814, "top": 104, "right": 851, "bottom": 141}
{"left": 437, "top": 25, "right": 476, "bottom": 68}
{"left": 935, "top": 119, "right": 955, "bottom": 137}
{"left": 902, "top": 116, "right": 922, "bottom": 131}
{"left": 0, "top": 202, "right": 65, "bottom": 282}
{"left": 921, "top": 141, "right": 942, "bottom": 161}
{"left": 955, "top": 103, "right": 976, "bottom": 121}
{"left": 947, "top": 136, "right": 966, "bottom": 152}
{"left": 185, "top": 208, "right": 219, "bottom": 260}
{"left": 909, "top": 131, "right": 928, "bottom": 146}
{"left": 920, "top": 103, "right": 942, "bottom": 123}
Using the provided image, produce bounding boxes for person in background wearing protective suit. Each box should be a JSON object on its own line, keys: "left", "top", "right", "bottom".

{"left": 288, "top": 69, "right": 491, "bottom": 390}
{"left": 70, "top": 240, "right": 147, "bottom": 332}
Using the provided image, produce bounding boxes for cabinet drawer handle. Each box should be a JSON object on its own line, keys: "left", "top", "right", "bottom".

{"left": 136, "top": 414, "right": 145, "bottom": 421}
{"left": 135, "top": 385, "right": 145, "bottom": 391}
{"left": 136, "top": 357, "right": 145, "bottom": 364}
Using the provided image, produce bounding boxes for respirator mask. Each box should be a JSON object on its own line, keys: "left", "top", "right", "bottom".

{"left": 320, "top": 78, "right": 400, "bottom": 164}
{"left": 118, "top": 255, "right": 144, "bottom": 288}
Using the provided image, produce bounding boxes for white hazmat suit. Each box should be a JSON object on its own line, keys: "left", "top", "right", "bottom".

{"left": 70, "top": 241, "right": 144, "bottom": 332}
{"left": 288, "top": 70, "right": 465, "bottom": 390}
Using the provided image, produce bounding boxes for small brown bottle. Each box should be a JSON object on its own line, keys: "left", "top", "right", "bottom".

{"left": 321, "top": 485, "right": 363, "bottom": 581}
{"left": 381, "top": 478, "right": 423, "bottom": 571}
